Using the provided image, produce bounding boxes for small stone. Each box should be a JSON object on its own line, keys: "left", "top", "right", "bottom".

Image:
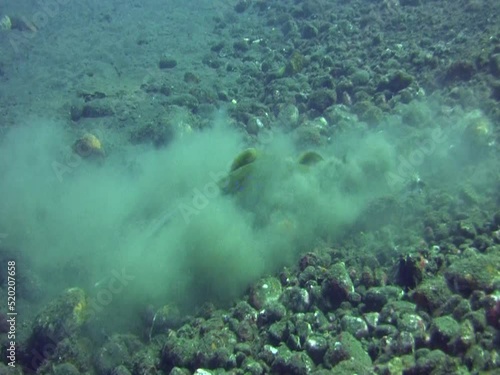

{"left": 159, "top": 56, "right": 177, "bottom": 69}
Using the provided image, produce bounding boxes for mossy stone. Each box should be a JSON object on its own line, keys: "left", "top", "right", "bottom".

{"left": 297, "top": 151, "right": 324, "bottom": 166}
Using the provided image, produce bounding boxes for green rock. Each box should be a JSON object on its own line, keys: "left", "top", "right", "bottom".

{"left": 430, "top": 316, "right": 460, "bottom": 350}
{"left": 32, "top": 287, "right": 89, "bottom": 345}
{"left": 297, "top": 151, "right": 324, "bottom": 166}
{"left": 249, "top": 277, "right": 282, "bottom": 309}
{"left": 324, "top": 332, "right": 372, "bottom": 369}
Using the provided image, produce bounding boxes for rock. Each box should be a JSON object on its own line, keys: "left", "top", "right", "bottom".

{"left": 268, "top": 320, "right": 292, "bottom": 344}
{"left": 305, "top": 334, "right": 328, "bottom": 364}
{"left": 249, "top": 277, "right": 283, "bottom": 310}
{"left": 301, "top": 23, "right": 318, "bottom": 39}
{"left": 411, "top": 349, "right": 458, "bottom": 374}
{"left": 411, "top": 276, "right": 453, "bottom": 312}
{"left": 242, "top": 359, "right": 264, "bottom": 375}
{"left": 445, "top": 252, "right": 500, "bottom": 295}
{"left": 159, "top": 56, "right": 177, "bottom": 69}
{"left": 280, "top": 286, "right": 311, "bottom": 313}
{"left": 321, "top": 262, "right": 355, "bottom": 309}
{"left": 81, "top": 101, "right": 114, "bottom": 118}
{"left": 323, "top": 332, "right": 372, "bottom": 369}
{"left": 379, "top": 301, "right": 417, "bottom": 326}
{"left": 271, "top": 347, "right": 315, "bottom": 375}
{"left": 340, "top": 315, "right": 369, "bottom": 339}
{"left": 73, "top": 133, "right": 105, "bottom": 159}
{"left": 445, "top": 60, "right": 475, "bottom": 82}
{"left": 162, "top": 335, "right": 198, "bottom": 370}
{"left": 363, "top": 286, "right": 404, "bottom": 312}
{"left": 430, "top": 316, "right": 461, "bottom": 352}
{"left": 491, "top": 54, "right": 500, "bottom": 77}
{"left": 377, "top": 70, "right": 414, "bottom": 93}
{"left": 350, "top": 69, "right": 371, "bottom": 86}
{"left": 397, "top": 313, "right": 427, "bottom": 341}
{"left": 257, "top": 301, "right": 287, "bottom": 326}
{"left": 308, "top": 89, "right": 336, "bottom": 112}
{"left": 234, "top": 0, "right": 251, "bottom": 13}
{"left": 31, "top": 288, "right": 89, "bottom": 348}
{"left": 95, "top": 335, "right": 142, "bottom": 375}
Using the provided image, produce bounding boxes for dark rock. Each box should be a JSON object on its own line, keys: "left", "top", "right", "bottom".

{"left": 257, "top": 302, "right": 286, "bottom": 326}
{"left": 232, "top": 301, "right": 257, "bottom": 321}
{"left": 430, "top": 316, "right": 460, "bottom": 351}
{"left": 321, "top": 262, "right": 355, "bottom": 309}
{"left": 268, "top": 320, "right": 292, "bottom": 344}
{"left": 308, "top": 89, "right": 336, "bottom": 112}
{"left": 31, "top": 288, "right": 89, "bottom": 349}
{"left": 377, "top": 70, "right": 414, "bottom": 93}
{"left": 162, "top": 335, "right": 198, "bottom": 370}
{"left": 374, "top": 324, "right": 398, "bottom": 338}
{"left": 280, "top": 287, "right": 311, "bottom": 313}
{"left": 490, "top": 53, "right": 500, "bottom": 78}
{"left": 363, "top": 286, "right": 403, "bottom": 312}
{"left": 305, "top": 334, "right": 328, "bottom": 364}
{"left": 411, "top": 349, "right": 458, "bottom": 374}
{"left": 234, "top": 0, "right": 251, "bottom": 13}
{"left": 445, "top": 60, "right": 475, "bottom": 82}
{"left": 411, "top": 276, "right": 453, "bottom": 312}
{"left": 392, "top": 331, "right": 416, "bottom": 355}
{"left": 130, "top": 121, "right": 174, "bottom": 148}
{"left": 159, "top": 56, "right": 177, "bottom": 69}
{"left": 301, "top": 23, "right": 318, "bottom": 39}
{"left": 272, "top": 349, "right": 315, "bottom": 375}
{"left": 81, "top": 101, "right": 114, "bottom": 118}
{"left": 233, "top": 39, "right": 250, "bottom": 52}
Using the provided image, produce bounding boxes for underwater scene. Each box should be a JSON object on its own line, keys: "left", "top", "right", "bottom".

{"left": 0, "top": 0, "right": 499, "bottom": 374}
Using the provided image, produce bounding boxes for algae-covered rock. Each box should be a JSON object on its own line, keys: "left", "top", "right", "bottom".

{"left": 230, "top": 148, "right": 259, "bottom": 172}
{"left": 95, "top": 334, "right": 143, "bottom": 374}
{"left": 219, "top": 148, "right": 324, "bottom": 197}
{"left": 218, "top": 148, "right": 260, "bottom": 195}
{"left": 249, "top": 277, "right": 282, "bottom": 310}
{"left": 285, "top": 51, "right": 305, "bottom": 76}
{"left": 73, "top": 133, "right": 105, "bottom": 159}
{"left": 31, "top": 288, "right": 89, "bottom": 346}
{"left": 445, "top": 251, "right": 500, "bottom": 295}
{"left": 323, "top": 332, "right": 372, "bottom": 369}
{"left": 297, "top": 151, "right": 324, "bottom": 166}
